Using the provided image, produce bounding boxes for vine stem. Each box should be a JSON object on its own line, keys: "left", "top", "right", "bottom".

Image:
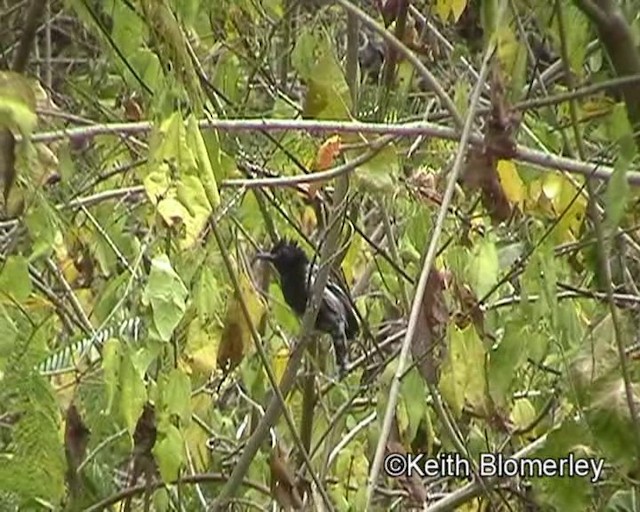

{"left": 363, "top": 6, "right": 505, "bottom": 506}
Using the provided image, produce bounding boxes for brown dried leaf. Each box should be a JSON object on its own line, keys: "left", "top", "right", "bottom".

{"left": 269, "top": 445, "right": 303, "bottom": 510}
{"left": 485, "top": 64, "right": 521, "bottom": 160}
{"left": 412, "top": 266, "right": 449, "bottom": 384}
{"left": 461, "top": 149, "right": 512, "bottom": 224}
{"left": 380, "top": 0, "right": 399, "bottom": 27}
{"left": 133, "top": 402, "right": 157, "bottom": 456}
{"left": 217, "top": 274, "right": 266, "bottom": 374}
{"left": 386, "top": 418, "right": 427, "bottom": 505}
{"left": 64, "top": 404, "right": 90, "bottom": 471}
{"left": 452, "top": 279, "right": 486, "bottom": 339}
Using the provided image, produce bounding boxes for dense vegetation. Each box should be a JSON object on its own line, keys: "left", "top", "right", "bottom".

{"left": 2, "top": 0, "right": 640, "bottom": 510}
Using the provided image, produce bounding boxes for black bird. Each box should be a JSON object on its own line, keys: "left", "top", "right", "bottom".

{"left": 256, "top": 239, "right": 359, "bottom": 377}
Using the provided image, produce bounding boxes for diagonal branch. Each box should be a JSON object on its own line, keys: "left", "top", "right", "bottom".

{"left": 209, "top": 163, "right": 352, "bottom": 510}
{"left": 363, "top": 1, "right": 509, "bottom": 506}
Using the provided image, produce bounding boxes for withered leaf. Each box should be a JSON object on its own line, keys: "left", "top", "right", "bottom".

{"left": 461, "top": 148, "right": 512, "bottom": 224}
{"left": 64, "top": 404, "right": 90, "bottom": 472}
{"left": 386, "top": 417, "right": 427, "bottom": 505}
{"left": 411, "top": 266, "right": 449, "bottom": 385}
{"left": 269, "top": 444, "right": 303, "bottom": 511}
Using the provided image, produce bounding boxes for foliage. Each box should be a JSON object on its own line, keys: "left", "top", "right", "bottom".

{"left": 0, "top": 0, "right": 640, "bottom": 510}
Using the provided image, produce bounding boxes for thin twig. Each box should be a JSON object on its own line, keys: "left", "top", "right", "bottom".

{"left": 364, "top": 6, "right": 505, "bottom": 506}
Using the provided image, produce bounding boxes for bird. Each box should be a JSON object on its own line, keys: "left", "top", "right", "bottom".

{"left": 256, "top": 239, "right": 359, "bottom": 378}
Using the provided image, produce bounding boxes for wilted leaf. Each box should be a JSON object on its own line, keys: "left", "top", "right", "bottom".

{"left": 385, "top": 438, "right": 427, "bottom": 505}
{"left": 412, "top": 266, "right": 449, "bottom": 384}
{"left": 270, "top": 444, "right": 303, "bottom": 510}
{"left": 217, "top": 272, "right": 266, "bottom": 373}
{"left": 461, "top": 149, "right": 512, "bottom": 223}
{"left": 64, "top": 404, "right": 90, "bottom": 472}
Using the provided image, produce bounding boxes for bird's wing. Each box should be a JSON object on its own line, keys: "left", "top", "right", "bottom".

{"left": 308, "top": 263, "right": 359, "bottom": 339}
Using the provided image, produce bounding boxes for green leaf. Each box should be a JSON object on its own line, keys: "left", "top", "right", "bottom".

{"left": 467, "top": 238, "right": 499, "bottom": 299}
{"left": 0, "top": 256, "right": 32, "bottom": 302}
{"left": 25, "top": 201, "right": 56, "bottom": 261}
{"left": 352, "top": 143, "right": 400, "bottom": 192}
{"left": 291, "top": 29, "right": 317, "bottom": 80}
{"left": 143, "top": 254, "right": 188, "bottom": 341}
{"left": 0, "top": 305, "right": 18, "bottom": 362}
{"left": 439, "top": 325, "right": 486, "bottom": 417}
{"left": 531, "top": 419, "right": 593, "bottom": 510}
{"left": 605, "top": 155, "right": 630, "bottom": 232}
{"left": 605, "top": 490, "right": 636, "bottom": 512}
{"left": 163, "top": 368, "right": 191, "bottom": 425}
{"left": 186, "top": 114, "right": 221, "bottom": 209}
{"left": 195, "top": 264, "right": 219, "bottom": 323}
{"left": 488, "top": 321, "right": 528, "bottom": 406}
{"left": 213, "top": 51, "right": 242, "bottom": 104}
{"left": 120, "top": 349, "right": 147, "bottom": 434}
{"left": 399, "top": 367, "right": 426, "bottom": 444}
{"left": 153, "top": 423, "right": 185, "bottom": 482}
{"left": 103, "top": 338, "right": 122, "bottom": 414}
{"left": 0, "top": 71, "right": 37, "bottom": 135}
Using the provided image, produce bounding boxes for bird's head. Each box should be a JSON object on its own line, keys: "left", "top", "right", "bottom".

{"left": 256, "top": 239, "right": 308, "bottom": 275}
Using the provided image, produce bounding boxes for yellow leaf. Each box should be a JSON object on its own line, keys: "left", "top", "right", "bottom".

{"left": 273, "top": 345, "right": 290, "bottom": 384}
{"left": 301, "top": 206, "right": 317, "bottom": 236}
{"left": 496, "top": 160, "right": 525, "bottom": 205}
{"left": 496, "top": 26, "right": 518, "bottom": 75}
{"left": 451, "top": 0, "right": 468, "bottom": 22}
{"left": 510, "top": 398, "right": 536, "bottom": 431}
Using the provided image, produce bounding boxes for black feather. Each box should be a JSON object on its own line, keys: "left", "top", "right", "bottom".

{"left": 257, "top": 239, "right": 359, "bottom": 377}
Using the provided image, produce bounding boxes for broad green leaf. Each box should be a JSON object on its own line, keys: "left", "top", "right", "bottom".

{"left": 439, "top": 325, "right": 486, "bottom": 417}
{"left": 291, "top": 29, "right": 317, "bottom": 80}
{"left": 120, "top": 350, "right": 147, "bottom": 434}
{"left": 195, "top": 264, "right": 219, "bottom": 323}
{"left": 103, "top": 338, "right": 122, "bottom": 413}
{"left": 587, "top": 379, "right": 640, "bottom": 469}
{"left": 399, "top": 367, "right": 427, "bottom": 444}
{"left": 497, "top": 160, "right": 525, "bottom": 206}
{"left": 488, "top": 322, "right": 528, "bottom": 406}
{"left": 605, "top": 490, "right": 635, "bottom": 512}
{"left": 434, "top": 0, "right": 468, "bottom": 22}
{"left": 562, "top": 4, "right": 589, "bottom": 79}
{"left": 532, "top": 419, "right": 594, "bottom": 510}
{"left": 467, "top": 238, "right": 499, "bottom": 299}
{"left": 25, "top": 201, "right": 56, "bottom": 260}
{"left": 153, "top": 423, "right": 185, "bottom": 482}
{"left": 605, "top": 155, "right": 630, "bottom": 231}
{"left": 510, "top": 397, "right": 536, "bottom": 431}
{"left": 0, "top": 71, "right": 37, "bottom": 135}
{"left": 143, "top": 254, "right": 188, "bottom": 341}
{"left": 0, "top": 256, "right": 32, "bottom": 302}
{"left": 351, "top": 143, "right": 400, "bottom": 192}
{"left": 163, "top": 368, "right": 191, "bottom": 425}
{"left": 0, "top": 305, "right": 18, "bottom": 361}
{"left": 213, "top": 51, "right": 242, "bottom": 104}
